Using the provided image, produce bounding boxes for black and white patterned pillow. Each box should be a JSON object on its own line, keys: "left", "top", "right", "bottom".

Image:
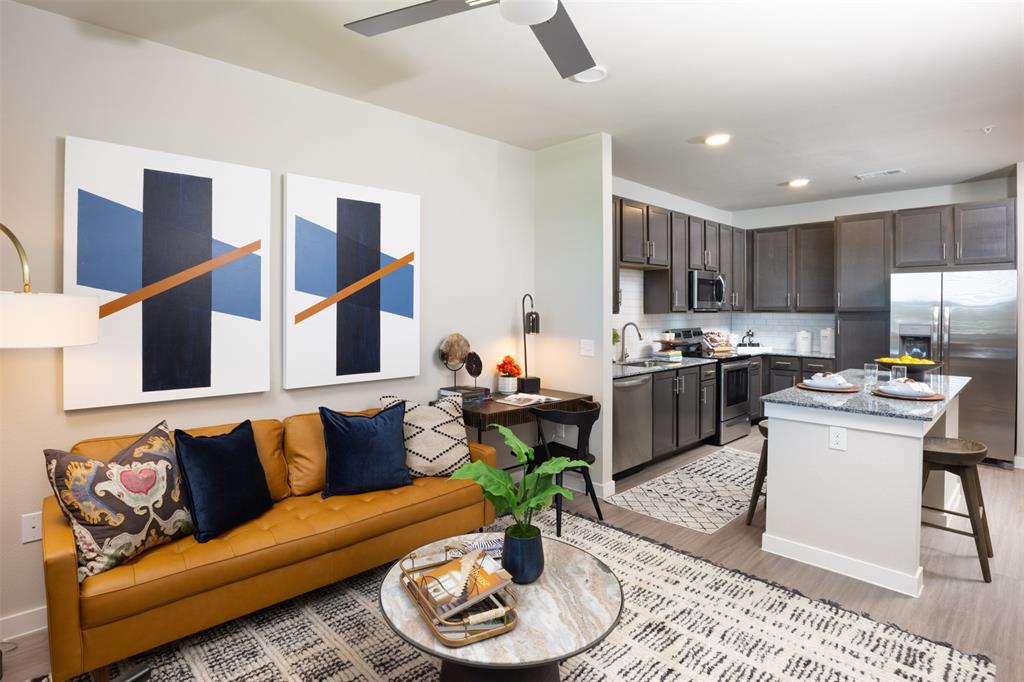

{"left": 380, "top": 396, "right": 471, "bottom": 477}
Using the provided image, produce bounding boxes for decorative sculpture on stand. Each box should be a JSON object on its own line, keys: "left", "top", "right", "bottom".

{"left": 438, "top": 334, "right": 489, "bottom": 404}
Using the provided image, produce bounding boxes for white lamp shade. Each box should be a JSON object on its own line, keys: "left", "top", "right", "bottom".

{"left": 0, "top": 291, "right": 99, "bottom": 348}
{"left": 499, "top": 0, "right": 558, "bottom": 26}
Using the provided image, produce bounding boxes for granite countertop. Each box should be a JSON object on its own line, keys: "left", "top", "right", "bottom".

{"left": 761, "top": 369, "right": 970, "bottom": 421}
{"left": 613, "top": 356, "right": 717, "bottom": 380}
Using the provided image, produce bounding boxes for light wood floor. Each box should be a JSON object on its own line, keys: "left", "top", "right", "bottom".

{"left": 6, "top": 425, "right": 1021, "bottom": 680}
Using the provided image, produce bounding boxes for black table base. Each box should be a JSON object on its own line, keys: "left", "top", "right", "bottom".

{"left": 440, "top": 660, "right": 559, "bottom": 682}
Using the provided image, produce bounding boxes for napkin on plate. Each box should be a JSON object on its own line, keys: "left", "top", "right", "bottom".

{"left": 878, "top": 378, "right": 934, "bottom": 396}
{"left": 804, "top": 372, "right": 851, "bottom": 388}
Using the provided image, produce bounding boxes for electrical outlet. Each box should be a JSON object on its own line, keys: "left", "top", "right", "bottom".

{"left": 21, "top": 511, "right": 42, "bottom": 543}
{"left": 579, "top": 339, "right": 595, "bottom": 357}
{"left": 828, "top": 426, "right": 847, "bottom": 451}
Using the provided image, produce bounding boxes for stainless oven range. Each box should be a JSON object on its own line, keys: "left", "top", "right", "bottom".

{"left": 672, "top": 327, "right": 751, "bottom": 446}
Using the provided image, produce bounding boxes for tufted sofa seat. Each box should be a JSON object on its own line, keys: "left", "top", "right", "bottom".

{"left": 42, "top": 411, "right": 496, "bottom": 681}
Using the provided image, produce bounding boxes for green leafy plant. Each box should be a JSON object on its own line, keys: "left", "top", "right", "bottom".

{"left": 451, "top": 424, "right": 589, "bottom": 538}
{"left": 612, "top": 327, "right": 621, "bottom": 345}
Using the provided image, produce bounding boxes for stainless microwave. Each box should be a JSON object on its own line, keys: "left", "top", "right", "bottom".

{"left": 690, "top": 270, "right": 726, "bottom": 311}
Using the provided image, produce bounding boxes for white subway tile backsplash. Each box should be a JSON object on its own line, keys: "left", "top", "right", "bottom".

{"left": 612, "top": 268, "right": 836, "bottom": 358}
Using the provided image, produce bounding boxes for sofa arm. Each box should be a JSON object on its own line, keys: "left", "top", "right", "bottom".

{"left": 468, "top": 442, "right": 496, "bottom": 468}
{"left": 42, "top": 496, "right": 84, "bottom": 681}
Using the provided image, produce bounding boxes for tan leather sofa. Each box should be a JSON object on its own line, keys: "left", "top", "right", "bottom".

{"left": 42, "top": 411, "right": 496, "bottom": 681}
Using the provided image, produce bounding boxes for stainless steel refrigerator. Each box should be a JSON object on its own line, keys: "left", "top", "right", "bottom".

{"left": 890, "top": 271, "right": 1017, "bottom": 462}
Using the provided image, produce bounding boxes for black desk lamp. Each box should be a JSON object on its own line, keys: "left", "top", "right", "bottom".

{"left": 519, "top": 293, "right": 541, "bottom": 392}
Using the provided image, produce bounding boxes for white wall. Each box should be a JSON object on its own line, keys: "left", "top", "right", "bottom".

{"left": 613, "top": 176, "right": 733, "bottom": 225}
{"left": 534, "top": 134, "right": 613, "bottom": 493}
{"left": 0, "top": 0, "right": 538, "bottom": 636}
{"left": 732, "top": 177, "right": 1013, "bottom": 228}
{"left": 1016, "top": 163, "right": 1023, "bottom": 468}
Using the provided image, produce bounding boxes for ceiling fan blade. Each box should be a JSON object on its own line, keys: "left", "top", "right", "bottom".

{"left": 530, "top": 1, "right": 596, "bottom": 79}
{"left": 345, "top": 0, "right": 495, "bottom": 37}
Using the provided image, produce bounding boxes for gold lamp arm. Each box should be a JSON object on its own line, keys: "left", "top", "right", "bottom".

{"left": 0, "top": 222, "right": 32, "bottom": 293}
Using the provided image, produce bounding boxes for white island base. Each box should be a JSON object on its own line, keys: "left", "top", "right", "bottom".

{"left": 761, "top": 372, "right": 968, "bottom": 597}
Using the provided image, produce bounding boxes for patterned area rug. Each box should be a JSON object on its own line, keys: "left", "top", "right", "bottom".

{"left": 70, "top": 511, "right": 994, "bottom": 682}
{"left": 607, "top": 447, "right": 761, "bottom": 533}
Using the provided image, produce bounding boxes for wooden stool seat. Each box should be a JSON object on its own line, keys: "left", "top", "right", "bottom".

{"left": 921, "top": 436, "right": 993, "bottom": 583}
{"left": 923, "top": 436, "right": 987, "bottom": 467}
{"left": 746, "top": 421, "right": 769, "bottom": 526}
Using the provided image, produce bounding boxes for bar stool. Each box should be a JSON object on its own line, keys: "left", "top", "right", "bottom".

{"left": 921, "top": 436, "right": 993, "bottom": 583}
{"left": 745, "top": 421, "right": 769, "bottom": 526}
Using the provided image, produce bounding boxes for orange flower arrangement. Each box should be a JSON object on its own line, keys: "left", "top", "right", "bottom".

{"left": 496, "top": 355, "right": 522, "bottom": 377}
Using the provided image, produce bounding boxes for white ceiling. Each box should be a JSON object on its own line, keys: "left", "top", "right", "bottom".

{"left": 21, "top": 0, "right": 1024, "bottom": 210}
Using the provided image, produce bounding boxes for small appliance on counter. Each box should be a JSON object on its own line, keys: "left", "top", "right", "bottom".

{"left": 820, "top": 327, "right": 835, "bottom": 356}
{"left": 796, "top": 330, "right": 812, "bottom": 354}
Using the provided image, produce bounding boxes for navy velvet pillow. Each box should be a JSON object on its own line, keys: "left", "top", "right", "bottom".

{"left": 174, "top": 420, "right": 273, "bottom": 543}
{"left": 320, "top": 402, "right": 411, "bottom": 497}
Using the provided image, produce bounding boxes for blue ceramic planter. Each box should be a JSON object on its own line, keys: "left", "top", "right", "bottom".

{"left": 501, "top": 528, "right": 544, "bottom": 584}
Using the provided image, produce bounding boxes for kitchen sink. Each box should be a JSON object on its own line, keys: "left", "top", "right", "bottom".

{"left": 620, "top": 360, "right": 676, "bottom": 368}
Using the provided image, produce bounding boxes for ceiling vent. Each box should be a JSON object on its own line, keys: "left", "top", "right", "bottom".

{"left": 854, "top": 168, "right": 907, "bottom": 181}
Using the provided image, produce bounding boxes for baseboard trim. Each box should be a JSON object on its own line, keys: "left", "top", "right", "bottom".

{"left": 1015, "top": 455, "right": 1024, "bottom": 470}
{"left": 1, "top": 605, "right": 47, "bottom": 640}
{"left": 762, "top": 533, "right": 923, "bottom": 598}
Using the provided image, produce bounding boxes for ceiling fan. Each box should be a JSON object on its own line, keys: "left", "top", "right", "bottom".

{"left": 345, "top": 0, "right": 596, "bottom": 79}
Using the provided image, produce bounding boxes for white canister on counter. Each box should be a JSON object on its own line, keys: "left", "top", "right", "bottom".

{"left": 796, "top": 330, "right": 811, "bottom": 354}
{"left": 820, "top": 327, "right": 835, "bottom": 355}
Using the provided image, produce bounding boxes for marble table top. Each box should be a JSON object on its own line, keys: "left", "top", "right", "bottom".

{"left": 761, "top": 369, "right": 971, "bottom": 421}
{"left": 379, "top": 533, "right": 623, "bottom": 668}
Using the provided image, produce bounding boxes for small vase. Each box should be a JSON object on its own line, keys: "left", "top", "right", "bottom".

{"left": 498, "top": 375, "right": 518, "bottom": 394}
{"left": 502, "top": 527, "right": 544, "bottom": 584}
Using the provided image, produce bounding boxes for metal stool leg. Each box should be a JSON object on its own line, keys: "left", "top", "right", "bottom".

{"left": 746, "top": 440, "right": 768, "bottom": 526}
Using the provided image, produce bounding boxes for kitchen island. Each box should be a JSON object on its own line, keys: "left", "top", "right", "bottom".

{"left": 761, "top": 369, "right": 970, "bottom": 597}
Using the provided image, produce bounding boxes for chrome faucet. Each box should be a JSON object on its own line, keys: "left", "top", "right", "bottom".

{"left": 620, "top": 322, "right": 643, "bottom": 363}
{"left": 741, "top": 329, "right": 755, "bottom": 346}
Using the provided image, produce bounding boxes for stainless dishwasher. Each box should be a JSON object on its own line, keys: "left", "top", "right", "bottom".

{"left": 612, "top": 374, "right": 653, "bottom": 475}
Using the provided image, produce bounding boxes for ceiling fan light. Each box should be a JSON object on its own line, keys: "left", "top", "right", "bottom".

{"left": 499, "top": 0, "right": 558, "bottom": 26}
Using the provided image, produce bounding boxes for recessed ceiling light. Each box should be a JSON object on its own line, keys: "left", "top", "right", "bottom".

{"left": 570, "top": 66, "right": 607, "bottom": 83}
{"left": 703, "top": 133, "right": 731, "bottom": 147}
{"left": 787, "top": 178, "right": 810, "bottom": 188}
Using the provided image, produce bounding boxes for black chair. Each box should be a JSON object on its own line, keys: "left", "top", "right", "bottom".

{"left": 528, "top": 400, "right": 603, "bottom": 537}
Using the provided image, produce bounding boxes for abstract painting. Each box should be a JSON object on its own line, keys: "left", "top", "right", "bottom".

{"left": 63, "top": 137, "right": 270, "bottom": 410}
{"left": 283, "top": 173, "right": 419, "bottom": 389}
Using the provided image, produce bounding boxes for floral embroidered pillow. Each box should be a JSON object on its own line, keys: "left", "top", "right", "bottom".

{"left": 45, "top": 421, "right": 193, "bottom": 581}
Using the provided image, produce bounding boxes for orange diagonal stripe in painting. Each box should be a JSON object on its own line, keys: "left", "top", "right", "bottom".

{"left": 294, "top": 251, "right": 415, "bottom": 324}
{"left": 98, "top": 240, "right": 262, "bottom": 319}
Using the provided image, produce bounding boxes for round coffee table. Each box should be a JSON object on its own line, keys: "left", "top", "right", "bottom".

{"left": 379, "top": 532, "right": 623, "bottom": 682}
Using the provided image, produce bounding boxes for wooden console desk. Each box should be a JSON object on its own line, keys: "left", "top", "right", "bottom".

{"left": 462, "top": 389, "right": 593, "bottom": 443}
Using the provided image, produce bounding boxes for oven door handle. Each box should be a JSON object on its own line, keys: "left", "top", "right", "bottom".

{"left": 722, "top": 360, "right": 751, "bottom": 370}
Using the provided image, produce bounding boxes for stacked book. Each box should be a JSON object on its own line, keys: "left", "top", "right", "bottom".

{"left": 653, "top": 350, "right": 682, "bottom": 361}
{"left": 438, "top": 386, "right": 490, "bottom": 406}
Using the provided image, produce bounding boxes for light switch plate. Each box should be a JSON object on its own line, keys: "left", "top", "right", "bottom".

{"left": 21, "top": 511, "right": 42, "bottom": 543}
{"left": 579, "top": 339, "right": 595, "bottom": 357}
{"left": 828, "top": 426, "right": 847, "bottom": 451}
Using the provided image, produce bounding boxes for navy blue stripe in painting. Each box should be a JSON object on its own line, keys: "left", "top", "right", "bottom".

{"left": 336, "top": 198, "right": 381, "bottom": 376}
{"left": 142, "top": 169, "right": 213, "bottom": 392}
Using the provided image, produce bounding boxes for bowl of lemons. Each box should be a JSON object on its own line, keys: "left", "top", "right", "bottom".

{"left": 875, "top": 355, "right": 943, "bottom": 379}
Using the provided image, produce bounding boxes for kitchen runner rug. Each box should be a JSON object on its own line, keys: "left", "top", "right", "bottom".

{"left": 607, "top": 446, "right": 761, "bottom": 533}
{"left": 65, "top": 511, "right": 994, "bottom": 682}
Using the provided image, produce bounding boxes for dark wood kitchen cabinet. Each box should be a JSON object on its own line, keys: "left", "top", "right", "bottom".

{"left": 699, "top": 376, "right": 717, "bottom": 439}
{"left": 653, "top": 368, "right": 700, "bottom": 457}
{"left": 612, "top": 196, "right": 621, "bottom": 313}
{"left": 894, "top": 205, "right": 952, "bottom": 268}
{"left": 719, "top": 225, "right": 733, "bottom": 310}
{"left": 647, "top": 205, "right": 671, "bottom": 267}
{"left": 677, "top": 368, "right": 701, "bottom": 448}
{"left": 643, "top": 211, "right": 689, "bottom": 313}
{"left": 954, "top": 199, "right": 1015, "bottom": 266}
{"left": 752, "top": 227, "right": 793, "bottom": 311}
{"left": 769, "top": 368, "right": 799, "bottom": 393}
{"left": 731, "top": 228, "right": 748, "bottom": 310}
{"left": 794, "top": 222, "right": 835, "bottom": 311}
{"left": 835, "top": 211, "right": 891, "bottom": 312}
{"left": 687, "top": 216, "right": 720, "bottom": 271}
{"left": 836, "top": 313, "right": 889, "bottom": 372}
{"left": 618, "top": 199, "right": 669, "bottom": 269}
{"left": 801, "top": 357, "right": 835, "bottom": 379}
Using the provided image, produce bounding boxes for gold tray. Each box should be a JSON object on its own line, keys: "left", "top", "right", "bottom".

{"left": 399, "top": 546, "right": 518, "bottom": 648}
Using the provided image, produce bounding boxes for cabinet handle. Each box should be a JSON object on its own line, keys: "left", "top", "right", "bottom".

{"left": 942, "top": 243, "right": 947, "bottom": 260}
{"left": 837, "top": 291, "right": 842, "bottom": 307}
{"left": 837, "top": 319, "right": 841, "bottom": 335}
{"left": 679, "top": 376, "right": 685, "bottom": 394}
{"left": 796, "top": 292, "right": 800, "bottom": 307}
{"left": 701, "top": 386, "right": 707, "bottom": 404}
{"left": 651, "top": 241, "right": 656, "bottom": 260}
{"left": 673, "top": 289, "right": 679, "bottom": 307}
{"left": 956, "top": 242, "right": 963, "bottom": 260}
{"left": 776, "top": 361, "right": 791, "bottom": 366}
{"left": 807, "top": 363, "right": 824, "bottom": 369}
{"left": 786, "top": 293, "right": 791, "bottom": 308}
